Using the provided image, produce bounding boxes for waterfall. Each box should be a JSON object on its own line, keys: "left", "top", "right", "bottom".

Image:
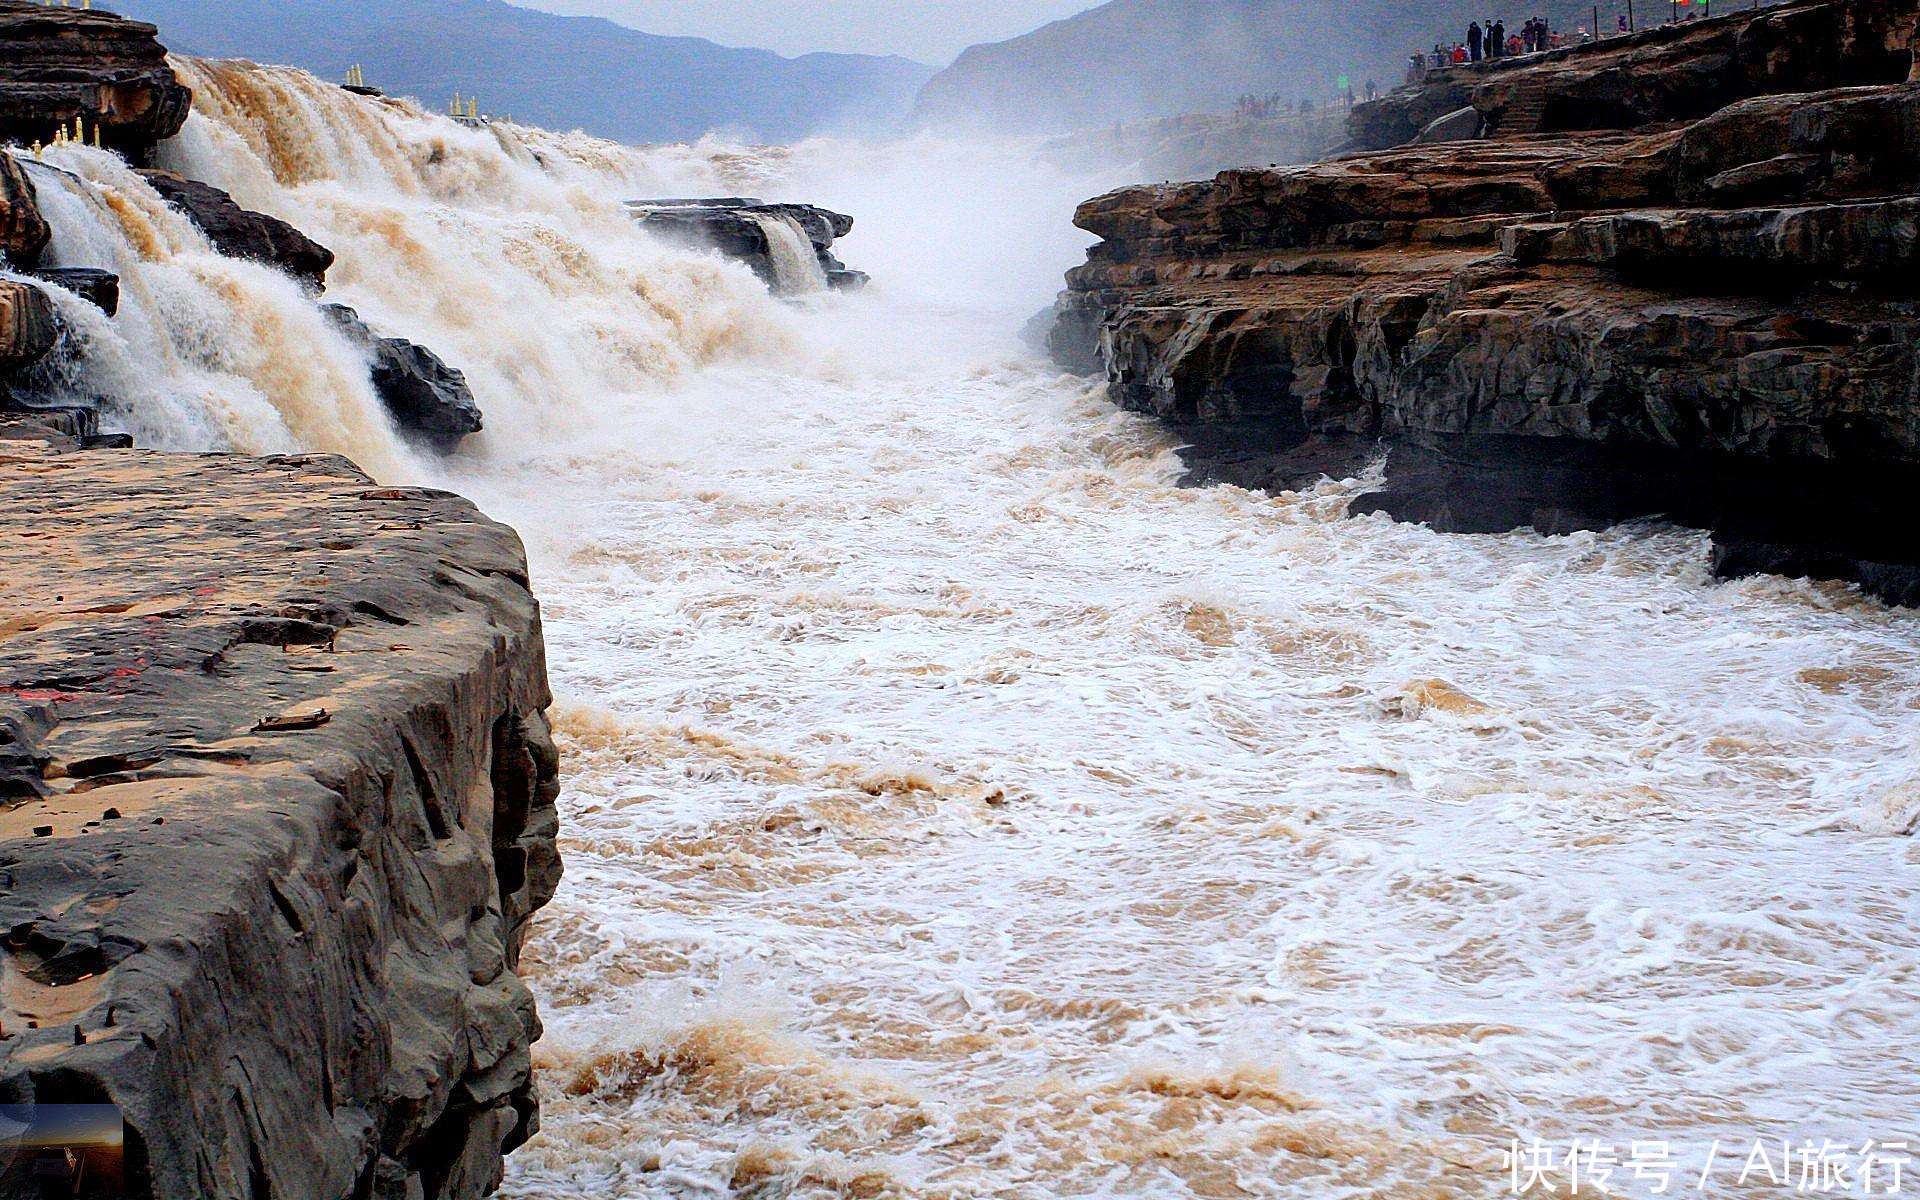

{"left": 19, "top": 149, "right": 417, "bottom": 480}
{"left": 156, "top": 57, "right": 801, "bottom": 462}
{"left": 21, "top": 56, "right": 806, "bottom": 476}
{"left": 749, "top": 210, "right": 828, "bottom": 294}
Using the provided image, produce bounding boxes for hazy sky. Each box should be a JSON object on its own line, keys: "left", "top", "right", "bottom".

{"left": 512, "top": 0, "right": 1105, "bottom": 63}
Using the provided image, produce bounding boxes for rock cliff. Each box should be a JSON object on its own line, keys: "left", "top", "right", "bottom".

{"left": 1053, "top": 0, "right": 1920, "bottom": 605}
{"left": 0, "top": 445, "right": 560, "bottom": 1199}
{"left": 0, "top": 0, "right": 191, "bottom": 160}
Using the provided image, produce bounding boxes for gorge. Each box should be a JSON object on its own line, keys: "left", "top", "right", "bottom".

{"left": 1, "top": 0, "right": 1918, "bottom": 1198}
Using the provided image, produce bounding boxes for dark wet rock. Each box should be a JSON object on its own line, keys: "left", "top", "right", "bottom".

{"left": 136, "top": 169, "right": 335, "bottom": 289}
{"left": 30, "top": 266, "right": 118, "bottom": 316}
{"left": 0, "top": 1, "right": 193, "bottom": 160}
{"left": 628, "top": 197, "right": 864, "bottom": 294}
{"left": 0, "top": 149, "right": 49, "bottom": 266}
{"left": 1055, "top": 0, "right": 1920, "bottom": 604}
{"left": 323, "top": 304, "right": 484, "bottom": 452}
{"left": 0, "top": 446, "right": 560, "bottom": 1200}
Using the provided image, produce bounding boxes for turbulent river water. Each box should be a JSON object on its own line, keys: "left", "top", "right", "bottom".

{"left": 17, "top": 58, "right": 1920, "bottom": 1200}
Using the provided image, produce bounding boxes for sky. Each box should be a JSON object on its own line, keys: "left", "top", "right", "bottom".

{"left": 511, "top": 0, "right": 1105, "bottom": 63}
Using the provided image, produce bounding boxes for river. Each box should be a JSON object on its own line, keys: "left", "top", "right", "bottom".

{"left": 19, "top": 58, "right": 1920, "bottom": 1200}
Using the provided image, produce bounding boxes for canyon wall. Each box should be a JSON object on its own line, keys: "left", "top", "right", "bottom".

{"left": 0, "top": 4, "right": 563, "bottom": 1197}
{"left": 0, "top": 445, "right": 560, "bottom": 1199}
{"left": 1052, "top": 0, "right": 1920, "bottom": 604}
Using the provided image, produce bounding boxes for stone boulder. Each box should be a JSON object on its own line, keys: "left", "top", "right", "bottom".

{"left": 628, "top": 198, "right": 866, "bottom": 294}
{"left": 323, "top": 304, "right": 484, "bottom": 452}
{"left": 0, "top": 278, "right": 56, "bottom": 373}
{"left": 137, "top": 170, "right": 335, "bottom": 289}
{"left": 29, "top": 266, "right": 118, "bottom": 316}
{"left": 0, "top": 2, "right": 192, "bottom": 161}
{"left": 0, "top": 446, "right": 561, "bottom": 1200}
{"left": 0, "top": 150, "right": 49, "bottom": 266}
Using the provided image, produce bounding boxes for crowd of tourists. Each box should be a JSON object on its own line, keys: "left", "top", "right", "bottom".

{"left": 1408, "top": 6, "right": 1726, "bottom": 79}
{"left": 1412, "top": 16, "right": 1577, "bottom": 74}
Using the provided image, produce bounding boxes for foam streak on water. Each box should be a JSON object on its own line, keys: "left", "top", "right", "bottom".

{"left": 50, "top": 59, "right": 1920, "bottom": 1200}
{"left": 473, "top": 281, "right": 1920, "bottom": 1200}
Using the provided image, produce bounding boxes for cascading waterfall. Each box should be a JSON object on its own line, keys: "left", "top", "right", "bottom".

{"left": 21, "top": 55, "right": 808, "bottom": 474}
{"left": 18, "top": 148, "right": 417, "bottom": 480}
{"left": 751, "top": 211, "right": 829, "bottom": 293}
{"left": 156, "top": 57, "right": 804, "bottom": 461}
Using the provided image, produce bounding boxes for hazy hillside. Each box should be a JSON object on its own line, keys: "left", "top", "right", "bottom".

{"left": 107, "top": 0, "right": 934, "bottom": 143}
{"left": 914, "top": 0, "right": 1675, "bottom": 134}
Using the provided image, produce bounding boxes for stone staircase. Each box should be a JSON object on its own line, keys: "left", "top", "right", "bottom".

{"left": 1496, "top": 82, "right": 1552, "bottom": 136}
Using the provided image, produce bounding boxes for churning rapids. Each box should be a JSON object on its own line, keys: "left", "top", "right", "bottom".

{"left": 16, "top": 56, "right": 1920, "bottom": 1200}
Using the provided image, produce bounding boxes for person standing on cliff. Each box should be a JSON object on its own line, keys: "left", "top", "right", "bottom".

{"left": 1490, "top": 19, "right": 1506, "bottom": 58}
{"left": 1468, "top": 21, "right": 1484, "bottom": 61}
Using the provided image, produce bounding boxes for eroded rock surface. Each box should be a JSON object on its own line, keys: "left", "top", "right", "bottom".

{"left": 0, "top": 151, "right": 49, "bottom": 266}
{"left": 0, "top": 278, "right": 56, "bottom": 374}
{"left": 1054, "top": 0, "right": 1920, "bottom": 603}
{"left": 0, "top": 447, "right": 561, "bottom": 1200}
{"left": 629, "top": 198, "right": 867, "bottom": 293}
{"left": 138, "top": 169, "right": 336, "bottom": 289}
{"left": 1347, "top": 0, "right": 1916, "bottom": 150}
{"left": 0, "top": 1, "right": 192, "bottom": 159}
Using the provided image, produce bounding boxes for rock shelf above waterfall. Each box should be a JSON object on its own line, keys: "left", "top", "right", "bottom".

{"left": 628, "top": 198, "right": 868, "bottom": 295}
{"left": 0, "top": 0, "right": 191, "bottom": 161}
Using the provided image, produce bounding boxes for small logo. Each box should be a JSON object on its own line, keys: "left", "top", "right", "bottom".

{"left": 0, "top": 1104, "right": 128, "bottom": 1199}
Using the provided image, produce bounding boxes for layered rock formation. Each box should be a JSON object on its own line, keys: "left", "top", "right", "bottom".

{"left": 1348, "top": 0, "right": 1912, "bottom": 150}
{"left": 0, "top": 445, "right": 560, "bottom": 1199}
{"left": 0, "top": 0, "right": 192, "bottom": 160}
{"left": 629, "top": 198, "right": 868, "bottom": 293}
{"left": 1053, "top": 0, "right": 1920, "bottom": 604}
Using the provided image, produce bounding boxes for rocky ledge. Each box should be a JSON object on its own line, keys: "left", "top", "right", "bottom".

{"left": 1052, "top": 0, "right": 1920, "bottom": 605}
{"left": 0, "top": 0, "right": 191, "bottom": 161}
{"left": 0, "top": 445, "right": 560, "bottom": 1199}
{"left": 628, "top": 198, "right": 868, "bottom": 293}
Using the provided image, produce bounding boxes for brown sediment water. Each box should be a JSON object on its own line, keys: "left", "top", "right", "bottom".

{"left": 19, "top": 56, "right": 1920, "bottom": 1200}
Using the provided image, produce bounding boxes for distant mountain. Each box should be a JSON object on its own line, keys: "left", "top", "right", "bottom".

{"left": 106, "top": 0, "right": 935, "bottom": 143}
{"left": 914, "top": 0, "right": 1685, "bottom": 135}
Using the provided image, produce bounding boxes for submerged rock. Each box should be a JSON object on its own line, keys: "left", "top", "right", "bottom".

{"left": 30, "top": 266, "right": 119, "bottom": 316}
{"left": 628, "top": 197, "right": 866, "bottom": 294}
{"left": 1055, "top": 0, "right": 1920, "bottom": 605}
{"left": 323, "top": 304, "right": 485, "bottom": 452}
{"left": 0, "top": 445, "right": 560, "bottom": 1200}
{"left": 138, "top": 169, "right": 336, "bottom": 289}
{"left": 0, "top": 2, "right": 192, "bottom": 160}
